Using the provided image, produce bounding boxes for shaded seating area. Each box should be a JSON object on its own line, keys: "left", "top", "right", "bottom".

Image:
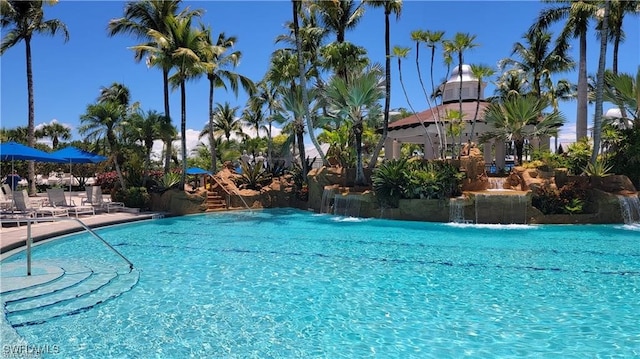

{"left": 12, "top": 190, "right": 69, "bottom": 218}
{"left": 46, "top": 188, "right": 95, "bottom": 217}
{"left": 82, "top": 186, "right": 124, "bottom": 213}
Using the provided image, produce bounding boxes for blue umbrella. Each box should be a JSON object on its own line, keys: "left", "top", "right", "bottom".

{"left": 50, "top": 146, "right": 107, "bottom": 202}
{"left": 186, "top": 167, "right": 211, "bottom": 175}
{"left": 1, "top": 141, "right": 67, "bottom": 163}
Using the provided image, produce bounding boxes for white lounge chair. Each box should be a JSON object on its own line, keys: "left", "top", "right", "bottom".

{"left": 46, "top": 188, "right": 95, "bottom": 217}
{"left": 83, "top": 186, "right": 125, "bottom": 213}
{"left": 0, "top": 188, "right": 13, "bottom": 210}
{"left": 13, "top": 190, "right": 68, "bottom": 218}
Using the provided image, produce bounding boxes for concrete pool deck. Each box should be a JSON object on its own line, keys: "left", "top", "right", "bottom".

{"left": 0, "top": 191, "right": 165, "bottom": 255}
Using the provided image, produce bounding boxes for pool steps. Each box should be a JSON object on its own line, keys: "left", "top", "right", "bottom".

{"left": 1, "top": 262, "right": 139, "bottom": 327}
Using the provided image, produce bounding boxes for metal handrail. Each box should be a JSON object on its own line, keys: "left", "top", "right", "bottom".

{"left": 2, "top": 216, "right": 134, "bottom": 275}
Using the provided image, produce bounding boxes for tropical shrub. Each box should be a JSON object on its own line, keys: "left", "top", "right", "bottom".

{"left": 96, "top": 171, "right": 119, "bottom": 191}
{"left": 582, "top": 159, "right": 613, "bottom": 177}
{"left": 372, "top": 158, "right": 410, "bottom": 207}
{"left": 113, "top": 186, "right": 150, "bottom": 209}
{"left": 565, "top": 138, "right": 592, "bottom": 175}
{"left": 609, "top": 127, "right": 640, "bottom": 188}
{"left": 235, "top": 160, "right": 272, "bottom": 190}
{"left": 530, "top": 149, "right": 569, "bottom": 171}
{"left": 531, "top": 181, "right": 589, "bottom": 215}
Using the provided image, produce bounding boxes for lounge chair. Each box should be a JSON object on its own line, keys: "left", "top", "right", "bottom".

{"left": 82, "top": 186, "right": 125, "bottom": 213}
{"left": 46, "top": 188, "right": 95, "bottom": 217}
{"left": 0, "top": 188, "right": 13, "bottom": 210}
{"left": 12, "top": 190, "right": 69, "bottom": 218}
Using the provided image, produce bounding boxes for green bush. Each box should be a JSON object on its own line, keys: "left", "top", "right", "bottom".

{"left": 113, "top": 187, "right": 150, "bottom": 210}
{"left": 531, "top": 181, "right": 588, "bottom": 215}
{"left": 372, "top": 158, "right": 410, "bottom": 207}
{"left": 565, "top": 138, "right": 592, "bottom": 175}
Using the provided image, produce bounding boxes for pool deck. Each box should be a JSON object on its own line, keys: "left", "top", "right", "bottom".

{"left": 0, "top": 192, "right": 165, "bottom": 255}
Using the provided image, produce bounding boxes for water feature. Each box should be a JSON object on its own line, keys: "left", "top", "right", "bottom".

{"left": 617, "top": 194, "right": 640, "bottom": 224}
{"left": 449, "top": 197, "right": 468, "bottom": 223}
{"left": 475, "top": 193, "right": 528, "bottom": 224}
{"left": 333, "top": 193, "right": 362, "bottom": 217}
{"left": 319, "top": 188, "right": 334, "bottom": 214}
{"left": 487, "top": 177, "right": 507, "bottom": 190}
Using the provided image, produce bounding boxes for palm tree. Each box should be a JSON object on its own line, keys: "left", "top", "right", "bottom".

{"left": 532, "top": 0, "right": 600, "bottom": 141}
{"left": 591, "top": 0, "right": 610, "bottom": 164}
{"left": 280, "top": 85, "right": 313, "bottom": 178}
{"left": 201, "top": 102, "right": 243, "bottom": 144}
{"left": 35, "top": 120, "right": 71, "bottom": 149}
{"left": 499, "top": 28, "right": 574, "bottom": 99}
{"left": 313, "top": 0, "right": 365, "bottom": 43}
{"left": 481, "top": 95, "right": 565, "bottom": 165}
{"left": 129, "top": 109, "right": 166, "bottom": 185}
{"left": 443, "top": 32, "right": 477, "bottom": 156}
{"left": 250, "top": 80, "right": 284, "bottom": 165}
{"left": 1, "top": 0, "right": 69, "bottom": 195}
{"left": 469, "top": 64, "right": 495, "bottom": 143}
{"left": 79, "top": 101, "right": 127, "bottom": 190}
{"left": 411, "top": 29, "right": 446, "bottom": 157}
{"left": 199, "top": 27, "right": 255, "bottom": 173}
{"left": 108, "top": 0, "right": 202, "bottom": 174}
{"left": 602, "top": 68, "right": 639, "bottom": 125}
{"left": 325, "top": 65, "right": 385, "bottom": 185}
{"left": 597, "top": 0, "right": 639, "bottom": 75}
{"left": 292, "top": 0, "right": 327, "bottom": 167}
{"left": 367, "top": 0, "right": 402, "bottom": 169}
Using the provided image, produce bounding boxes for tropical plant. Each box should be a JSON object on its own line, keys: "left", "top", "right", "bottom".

{"left": 366, "top": 0, "right": 403, "bottom": 168}
{"left": 113, "top": 186, "right": 150, "bottom": 209}
{"left": 108, "top": 0, "right": 203, "bottom": 174}
{"left": 582, "top": 158, "right": 613, "bottom": 177}
{"left": 235, "top": 160, "right": 271, "bottom": 190}
{"left": 35, "top": 120, "right": 71, "bottom": 149}
{"left": 372, "top": 158, "right": 409, "bottom": 208}
{"left": 154, "top": 172, "right": 181, "bottom": 192}
{"left": 532, "top": 0, "right": 600, "bottom": 141}
{"left": 324, "top": 65, "right": 385, "bottom": 186}
{"left": 481, "top": 95, "right": 565, "bottom": 165}
{"left": 565, "top": 137, "right": 592, "bottom": 175}
{"left": 1, "top": 0, "right": 69, "bottom": 195}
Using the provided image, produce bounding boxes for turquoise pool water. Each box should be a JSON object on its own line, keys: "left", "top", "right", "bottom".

{"left": 2, "top": 208, "right": 640, "bottom": 358}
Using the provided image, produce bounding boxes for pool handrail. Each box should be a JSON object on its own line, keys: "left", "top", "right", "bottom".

{"left": 3, "top": 216, "right": 134, "bottom": 275}
{"left": 208, "top": 174, "right": 253, "bottom": 213}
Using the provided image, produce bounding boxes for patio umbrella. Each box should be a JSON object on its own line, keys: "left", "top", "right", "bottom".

{"left": 185, "top": 167, "right": 211, "bottom": 189}
{"left": 50, "top": 146, "right": 107, "bottom": 202}
{"left": 1, "top": 141, "right": 67, "bottom": 188}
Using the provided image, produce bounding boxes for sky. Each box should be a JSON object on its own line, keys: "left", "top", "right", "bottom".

{"left": 1, "top": 0, "right": 639, "bottom": 157}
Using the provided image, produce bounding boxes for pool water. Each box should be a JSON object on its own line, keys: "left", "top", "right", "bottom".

{"left": 2, "top": 208, "right": 640, "bottom": 358}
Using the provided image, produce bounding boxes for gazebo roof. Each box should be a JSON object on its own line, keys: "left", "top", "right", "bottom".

{"left": 388, "top": 100, "right": 491, "bottom": 132}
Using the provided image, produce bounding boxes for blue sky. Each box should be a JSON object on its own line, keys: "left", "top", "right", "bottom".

{"left": 1, "top": 0, "right": 639, "bottom": 154}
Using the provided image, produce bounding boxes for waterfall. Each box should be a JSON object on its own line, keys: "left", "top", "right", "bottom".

{"left": 333, "top": 194, "right": 361, "bottom": 217}
{"left": 617, "top": 194, "right": 640, "bottom": 224}
{"left": 320, "top": 188, "right": 334, "bottom": 214}
{"left": 449, "top": 197, "right": 467, "bottom": 223}
{"left": 475, "top": 193, "right": 528, "bottom": 224}
{"left": 487, "top": 177, "right": 507, "bottom": 190}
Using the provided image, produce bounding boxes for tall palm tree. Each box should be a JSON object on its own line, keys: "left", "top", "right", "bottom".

{"left": 79, "top": 101, "right": 127, "bottom": 190}
{"left": 201, "top": 102, "right": 243, "bottom": 144}
{"left": 591, "top": 0, "right": 610, "bottom": 164}
{"left": 135, "top": 14, "right": 207, "bottom": 189}
{"left": 1, "top": 0, "right": 69, "bottom": 195}
{"left": 499, "top": 28, "right": 574, "bottom": 99}
{"left": 532, "top": 0, "right": 600, "bottom": 141}
{"left": 367, "top": 0, "right": 402, "bottom": 169}
{"left": 325, "top": 65, "right": 385, "bottom": 185}
{"left": 597, "top": 0, "right": 639, "bottom": 75}
{"left": 469, "top": 64, "right": 495, "bottom": 143}
{"left": 312, "top": 0, "right": 365, "bottom": 43}
{"left": 411, "top": 29, "right": 446, "bottom": 157}
{"left": 250, "top": 80, "right": 284, "bottom": 165}
{"left": 199, "top": 27, "right": 255, "bottom": 173}
{"left": 35, "top": 120, "right": 71, "bottom": 149}
{"left": 108, "top": 0, "right": 202, "bottom": 174}
{"left": 481, "top": 95, "right": 565, "bottom": 165}
{"left": 443, "top": 33, "right": 477, "bottom": 152}
{"left": 292, "top": 0, "right": 327, "bottom": 167}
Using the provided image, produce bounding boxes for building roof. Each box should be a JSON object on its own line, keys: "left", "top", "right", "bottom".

{"left": 388, "top": 100, "right": 491, "bottom": 132}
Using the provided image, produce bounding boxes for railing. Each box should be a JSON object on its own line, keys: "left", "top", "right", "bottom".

{"left": 207, "top": 174, "right": 253, "bottom": 213}
{"left": 2, "top": 217, "right": 134, "bottom": 275}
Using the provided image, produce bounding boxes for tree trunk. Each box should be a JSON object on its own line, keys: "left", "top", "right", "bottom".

{"left": 26, "top": 37, "right": 37, "bottom": 196}
{"left": 163, "top": 68, "right": 172, "bottom": 174}
{"left": 576, "top": 30, "right": 589, "bottom": 141}
{"left": 354, "top": 120, "right": 366, "bottom": 186}
{"left": 591, "top": 0, "right": 609, "bottom": 164}
{"left": 208, "top": 78, "right": 217, "bottom": 173}
{"left": 292, "top": 0, "right": 327, "bottom": 167}
{"left": 180, "top": 81, "right": 187, "bottom": 190}
{"left": 368, "top": 10, "right": 391, "bottom": 169}
{"left": 515, "top": 138, "right": 525, "bottom": 166}
{"left": 296, "top": 123, "right": 307, "bottom": 180}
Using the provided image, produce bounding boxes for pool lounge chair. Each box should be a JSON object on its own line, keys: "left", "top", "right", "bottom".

{"left": 82, "top": 186, "right": 125, "bottom": 213}
{"left": 12, "top": 190, "right": 69, "bottom": 218}
{"left": 46, "top": 188, "right": 95, "bottom": 217}
{"left": 0, "top": 188, "right": 13, "bottom": 210}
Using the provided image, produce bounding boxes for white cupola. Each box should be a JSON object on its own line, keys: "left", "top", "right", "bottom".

{"left": 440, "top": 64, "right": 486, "bottom": 103}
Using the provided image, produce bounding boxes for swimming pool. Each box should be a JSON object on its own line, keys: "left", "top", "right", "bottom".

{"left": 2, "top": 208, "right": 639, "bottom": 358}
